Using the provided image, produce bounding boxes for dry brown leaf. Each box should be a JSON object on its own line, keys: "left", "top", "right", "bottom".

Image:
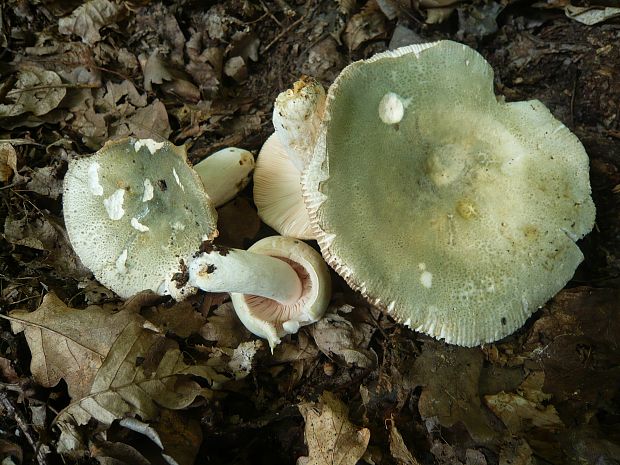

{"left": 142, "top": 300, "right": 206, "bottom": 338}
{"left": 148, "top": 410, "right": 202, "bottom": 465}
{"left": 484, "top": 392, "right": 563, "bottom": 433}
{"left": 387, "top": 419, "right": 422, "bottom": 465}
{"left": 58, "top": 0, "right": 125, "bottom": 44}
{"left": 412, "top": 341, "right": 497, "bottom": 443}
{"left": 498, "top": 438, "right": 534, "bottom": 465}
{"left": 0, "top": 68, "right": 66, "bottom": 117}
{"left": 55, "top": 320, "right": 215, "bottom": 429}
{"left": 0, "top": 439, "right": 22, "bottom": 464}
{"left": 0, "top": 357, "right": 19, "bottom": 383}
{"left": 9, "top": 293, "right": 225, "bottom": 457}
{"left": 308, "top": 305, "right": 377, "bottom": 368}
{"left": 3, "top": 214, "right": 89, "bottom": 279}
{"left": 25, "top": 165, "right": 64, "bottom": 199}
{"left": 8, "top": 293, "right": 138, "bottom": 399}
{"left": 142, "top": 51, "right": 174, "bottom": 92}
{"left": 126, "top": 99, "right": 172, "bottom": 140}
{"left": 200, "top": 302, "right": 251, "bottom": 348}
{"left": 565, "top": 5, "right": 620, "bottom": 25}
{"left": 343, "top": 1, "right": 387, "bottom": 51}
{"left": 67, "top": 91, "right": 108, "bottom": 149}
{"left": 0, "top": 143, "right": 17, "bottom": 183}
{"left": 298, "top": 391, "right": 370, "bottom": 465}
{"left": 523, "top": 288, "right": 620, "bottom": 421}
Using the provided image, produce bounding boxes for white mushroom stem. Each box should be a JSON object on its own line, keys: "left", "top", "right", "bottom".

{"left": 188, "top": 246, "right": 303, "bottom": 304}
{"left": 193, "top": 147, "right": 255, "bottom": 207}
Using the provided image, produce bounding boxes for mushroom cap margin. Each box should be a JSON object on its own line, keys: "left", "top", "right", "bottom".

{"left": 301, "top": 40, "right": 596, "bottom": 346}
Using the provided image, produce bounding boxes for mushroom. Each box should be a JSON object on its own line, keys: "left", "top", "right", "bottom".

{"left": 63, "top": 137, "right": 330, "bottom": 346}
{"left": 193, "top": 147, "right": 255, "bottom": 207}
{"left": 253, "top": 134, "right": 316, "bottom": 239}
{"left": 252, "top": 78, "right": 325, "bottom": 239}
{"left": 191, "top": 236, "right": 331, "bottom": 350}
{"left": 296, "top": 40, "right": 595, "bottom": 346}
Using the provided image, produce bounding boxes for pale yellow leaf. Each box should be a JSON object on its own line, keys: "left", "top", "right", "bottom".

{"left": 298, "top": 391, "right": 370, "bottom": 465}
{"left": 0, "top": 143, "right": 17, "bottom": 183}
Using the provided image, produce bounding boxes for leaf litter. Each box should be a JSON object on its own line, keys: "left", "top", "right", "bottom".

{"left": 0, "top": 0, "right": 619, "bottom": 464}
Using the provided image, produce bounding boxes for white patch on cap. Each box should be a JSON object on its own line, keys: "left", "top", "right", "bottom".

{"left": 282, "top": 320, "right": 301, "bottom": 334}
{"left": 87, "top": 162, "right": 104, "bottom": 196}
{"left": 142, "top": 179, "right": 154, "bottom": 202}
{"left": 131, "top": 217, "right": 149, "bottom": 232}
{"left": 103, "top": 188, "right": 125, "bottom": 220}
{"left": 172, "top": 221, "right": 185, "bottom": 231}
{"left": 172, "top": 168, "right": 184, "bottom": 191}
{"left": 115, "top": 249, "right": 128, "bottom": 273}
{"left": 134, "top": 139, "right": 165, "bottom": 154}
{"left": 420, "top": 271, "right": 433, "bottom": 288}
{"left": 378, "top": 92, "right": 405, "bottom": 125}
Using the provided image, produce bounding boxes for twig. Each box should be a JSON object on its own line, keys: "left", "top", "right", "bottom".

{"left": 262, "top": 1, "right": 315, "bottom": 53}
{"left": 0, "top": 391, "right": 49, "bottom": 465}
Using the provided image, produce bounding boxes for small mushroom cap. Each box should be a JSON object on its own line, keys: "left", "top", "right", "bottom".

{"left": 230, "top": 236, "right": 331, "bottom": 350}
{"left": 302, "top": 41, "right": 596, "bottom": 346}
{"left": 254, "top": 133, "right": 316, "bottom": 240}
{"left": 193, "top": 147, "right": 255, "bottom": 207}
{"left": 63, "top": 137, "right": 218, "bottom": 300}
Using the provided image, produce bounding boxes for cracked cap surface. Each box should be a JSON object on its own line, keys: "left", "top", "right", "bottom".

{"left": 63, "top": 137, "right": 217, "bottom": 299}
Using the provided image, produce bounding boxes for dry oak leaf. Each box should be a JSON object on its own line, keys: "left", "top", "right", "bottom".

{"left": 8, "top": 293, "right": 140, "bottom": 399}
{"left": 309, "top": 304, "right": 377, "bottom": 368}
{"left": 58, "top": 0, "right": 125, "bottom": 44}
{"left": 297, "top": 391, "right": 370, "bottom": 465}
{"left": 411, "top": 341, "right": 497, "bottom": 443}
{"left": 55, "top": 318, "right": 215, "bottom": 429}
{"left": 0, "top": 68, "right": 66, "bottom": 117}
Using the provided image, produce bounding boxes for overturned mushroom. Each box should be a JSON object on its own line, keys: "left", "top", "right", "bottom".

{"left": 63, "top": 137, "right": 330, "bottom": 346}
{"left": 254, "top": 134, "right": 316, "bottom": 239}
{"left": 295, "top": 41, "right": 595, "bottom": 346}
{"left": 252, "top": 78, "right": 325, "bottom": 239}
{"left": 191, "top": 236, "right": 331, "bottom": 350}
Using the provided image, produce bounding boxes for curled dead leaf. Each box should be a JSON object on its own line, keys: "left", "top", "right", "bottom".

{"left": 0, "top": 68, "right": 66, "bottom": 117}
{"left": 58, "top": 0, "right": 125, "bottom": 44}
{"left": 308, "top": 305, "right": 377, "bottom": 368}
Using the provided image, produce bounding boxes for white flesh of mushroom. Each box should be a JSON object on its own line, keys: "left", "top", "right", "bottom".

{"left": 193, "top": 147, "right": 255, "bottom": 207}
{"left": 273, "top": 78, "right": 326, "bottom": 171}
{"left": 103, "top": 189, "right": 125, "bottom": 220}
{"left": 378, "top": 92, "right": 407, "bottom": 125}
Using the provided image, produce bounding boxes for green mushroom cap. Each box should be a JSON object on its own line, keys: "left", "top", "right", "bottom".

{"left": 63, "top": 137, "right": 217, "bottom": 299}
{"left": 302, "top": 41, "right": 595, "bottom": 346}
